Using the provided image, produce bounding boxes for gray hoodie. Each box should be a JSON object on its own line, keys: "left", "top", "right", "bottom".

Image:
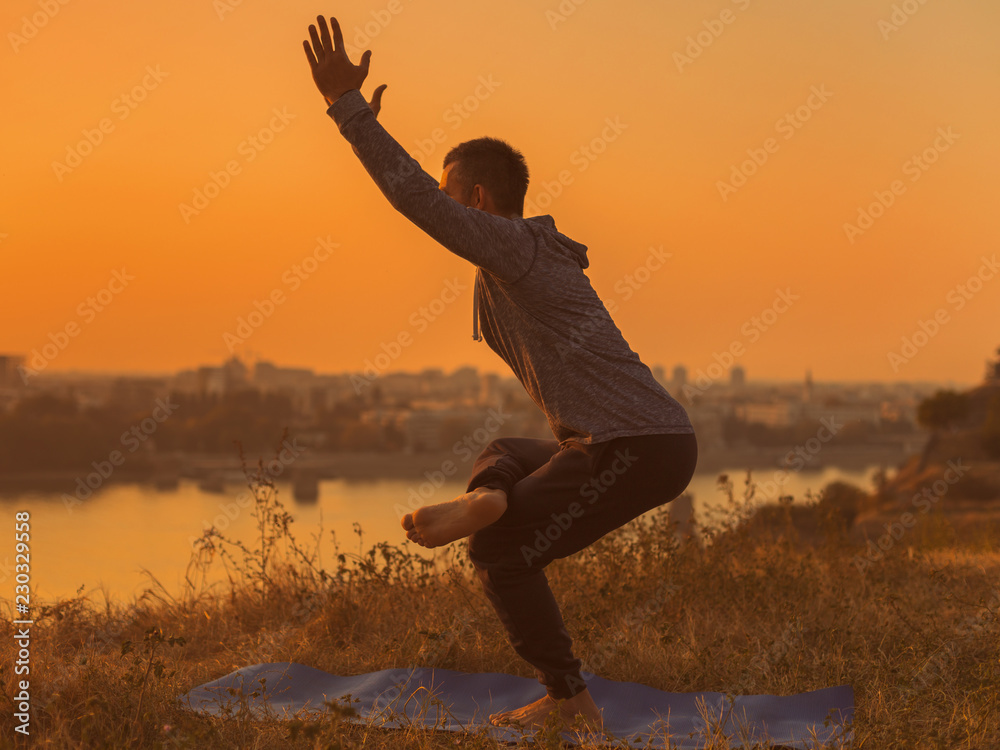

{"left": 328, "top": 89, "right": 693, "bottom": 446}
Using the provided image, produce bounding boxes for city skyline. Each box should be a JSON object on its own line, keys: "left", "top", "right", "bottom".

{"left": 1, "top": 353, "right": 984, "bottom": 390}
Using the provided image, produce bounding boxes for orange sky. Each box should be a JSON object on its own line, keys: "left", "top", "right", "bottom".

{"left": 2, "top": 0, "right": 998, "bottom": 385}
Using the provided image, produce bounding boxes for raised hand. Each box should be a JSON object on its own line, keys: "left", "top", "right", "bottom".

{"left": 303, "top": 15, "right": 386, "bottom": 117}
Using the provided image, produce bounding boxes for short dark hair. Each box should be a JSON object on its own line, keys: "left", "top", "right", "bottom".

{"left": 443, "top": 137, "right": 530, "bottom": 217}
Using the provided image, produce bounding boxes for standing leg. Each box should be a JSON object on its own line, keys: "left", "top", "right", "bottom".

{"left": 469, "top": 432, "right": 698, "bottom": 728}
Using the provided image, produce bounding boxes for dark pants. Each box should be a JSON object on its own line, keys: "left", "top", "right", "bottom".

{"left": 465, "top": 431, "right": 698, "bottom": 700}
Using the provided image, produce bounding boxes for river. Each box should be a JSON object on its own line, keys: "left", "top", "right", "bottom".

{"left": 2, "top": 465, "right": 888, "bottom": 605}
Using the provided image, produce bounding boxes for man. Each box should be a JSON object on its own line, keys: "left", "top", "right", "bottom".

{"left": 303, "top": 15, "right": 698, "bottom": 735}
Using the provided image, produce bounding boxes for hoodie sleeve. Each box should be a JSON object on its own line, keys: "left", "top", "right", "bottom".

{"left": 326, "top": 89, "right": 536, "bottom": 284}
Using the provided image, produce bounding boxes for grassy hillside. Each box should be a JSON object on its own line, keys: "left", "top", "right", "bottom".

{"left": 2, "top": 448, "right": 997, "bottom": 749}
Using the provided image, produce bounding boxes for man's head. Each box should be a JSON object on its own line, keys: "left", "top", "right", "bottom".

{"left": 440, "top": 137, "right": 529, "bottom": 218}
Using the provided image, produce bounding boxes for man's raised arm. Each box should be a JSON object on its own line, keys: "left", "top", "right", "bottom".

{"left": 303, "top": 16, "right": 535, "bottom": 284}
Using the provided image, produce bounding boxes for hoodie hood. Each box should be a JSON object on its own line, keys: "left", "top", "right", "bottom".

{"left": 473, "top": 215, "right": 589, "bottom": 340}
{"left": 525, "top": 214, "right": 590, "bottom": 269}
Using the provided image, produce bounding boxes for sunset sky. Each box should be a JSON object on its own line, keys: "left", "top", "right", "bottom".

{"left": 2, "top": 0, "right": 998, "bottom": 385}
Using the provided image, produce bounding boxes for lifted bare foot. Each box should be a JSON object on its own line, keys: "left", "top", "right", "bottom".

{"left": 489, "top": 687, "right": 603, "bottom": 736}
{"left": 400, "top": 487, "right": 507, "bottom": 548}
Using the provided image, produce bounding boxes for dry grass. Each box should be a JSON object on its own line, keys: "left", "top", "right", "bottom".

{"left": 1, "top": 450, "right": 997, "bottom": 749}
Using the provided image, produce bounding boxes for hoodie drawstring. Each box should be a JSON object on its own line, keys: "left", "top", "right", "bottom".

{"left": 472, "top": 269, "right": 481, "bottom": 341}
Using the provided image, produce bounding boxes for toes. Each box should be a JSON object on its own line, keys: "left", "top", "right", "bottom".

{"left": 405, "top": 528, "right": 424, "bottom": 545}
{"left": 401, "top": 513, "right": 413, "bottom": 530}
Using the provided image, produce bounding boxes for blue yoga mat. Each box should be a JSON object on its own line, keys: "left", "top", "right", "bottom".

{"left": 178, "top": 662, "right": 853, "bottom": 748}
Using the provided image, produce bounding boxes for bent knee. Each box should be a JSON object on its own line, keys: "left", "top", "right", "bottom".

{"left": 474, "top": 437, "right": 512, "bottom": 463}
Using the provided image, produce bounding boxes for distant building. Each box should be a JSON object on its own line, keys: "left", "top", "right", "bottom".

{"left": 0, "top": 354, "right": 26, "bottom": 389}
{"left": 222, "top": 356, "right": 249, "bottom": 391}
{"left": 671, "top": 365, "right": 688, "bottom": 393}
{"left": 196, "top": 366, "right": 226, "bottom": 396}
{"left": 987, "top": 347, "right": 1000, "bottom": 384}
{"left": 254, "top": 360, "right": 314, "bottom": 389}
{"left": 738, "top": 401, "right": 798, "bottom": 427}
{"left": 252, "top": 360, "right": 315, "bottom": 413}
{"left": 449, "top": 366, "right": 480, "bottom": 401}
{"left": 109, "top": 375, "right": 169, "bottom": 411}
{"left": 685, "top": 401, "right": 727, "bottom": 449}
{"left": 737, "top": 398, "right": 881, "bottom": 428}
{"left": 400, "top": 407, "right": 460, "bottom": 452}
{"left": 802, "top": 402, "right": 881, "bottom": 426}
{"left": 0, "top": 353, "right": 26, "bottom": 413}
{"left": 309, "top": 385, "right": 331, "bottom": 413}
{"left": 420, "top": 368, "right": 446, "bottom": 398}
{"left": 730, "top": 365, "right": 746, "bottom": 389}
{"left": 479, "top": 371, "right": 501, "bottom": 409}
{"left": 172, "top": 357, "right": 252, "bottom": 397}
{"left": 379, "top": 371, "right": 423, "bottom": 400}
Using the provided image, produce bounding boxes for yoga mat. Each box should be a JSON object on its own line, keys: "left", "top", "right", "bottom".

{"left": 178, "top": 662, "right": 853, "bottom": 748}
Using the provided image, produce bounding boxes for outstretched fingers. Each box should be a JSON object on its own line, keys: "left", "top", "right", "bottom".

{"left": 329, "top": 16, "right": 345, "bottom": 53}
{"left": 308, "top": 22, "right": 324, "bottom": 60}
{"left": 308, "top": 16, "right": 346, "bottom": 62}
{"left": 302, "top": 39, "right": 318, "bottom": 69}
{"left": 317, "top": 14, "right": 333, "bottom": 54}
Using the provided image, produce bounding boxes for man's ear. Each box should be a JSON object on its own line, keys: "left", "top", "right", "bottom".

{"left": 471, "top": 184, "right": 487, "bottom": 210}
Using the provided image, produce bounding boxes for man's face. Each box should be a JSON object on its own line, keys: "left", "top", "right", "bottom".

{"left": 439, "top": 161, "right": 473, "bottom": 207}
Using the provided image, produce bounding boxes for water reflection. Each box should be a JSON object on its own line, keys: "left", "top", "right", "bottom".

{"left": 5, "top": 465, "right": 886, "bottom": 603}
